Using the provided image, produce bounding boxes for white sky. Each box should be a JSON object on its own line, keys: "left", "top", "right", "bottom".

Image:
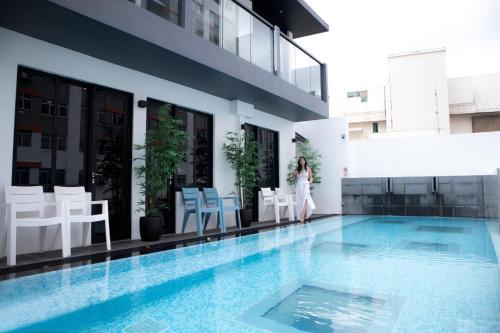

{"left": 298, "top": 0, "right": 500, "bottom": 115}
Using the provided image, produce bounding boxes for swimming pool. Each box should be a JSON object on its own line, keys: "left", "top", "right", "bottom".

{"left": 0, "top": 215, "right": 499, "bottom": 332}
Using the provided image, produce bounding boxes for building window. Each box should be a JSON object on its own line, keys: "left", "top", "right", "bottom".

{"left": 41, "top": 134, "right": 52, "bottom": 150}
{"left": 147, "top": 99, "right": 213, "bottom": 190}
{"left": 192, "top": 0, "right": 204, "bottom": 38}
{"left": 57, "top": 136, "right": 67, "bottom": 151}
{"left": 19, "top": 94, "right": 32, "bottom": 112}
{"left": 373, "top": 123, "right": 379, "bottom": 133}
{"left": 244, "top": 124, "right": 279, "bottom": 188}
{"left": 41, "top": 99, "right": 55, "bottom": 117}
{"left": 17, "top": 131, "right": 32, "bottom": 147}
{"left": 39, "top": 168, "right": 52, "bottom": 185}
{"left": 209, "top": 11, "right": 220, "bottom": 45}
{"left": 58, "top": 103, "right": 68, "bottom": 117}
{"left": 16, "top": 168, "right": 30, "bottom": 185}
{"left": 347, "top": 90, "right": 368, "bottom": 103}
{"left": 56, "top": 170, "right": 66, "bottom": 185}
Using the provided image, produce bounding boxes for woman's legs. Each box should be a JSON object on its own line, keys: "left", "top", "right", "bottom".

{"left": 300, "top": 201, "right": 308, "bottom": 223}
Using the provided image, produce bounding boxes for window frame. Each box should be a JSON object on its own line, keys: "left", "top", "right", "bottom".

{"left": 146, "top": 98, "right": 214, "bottom": 191}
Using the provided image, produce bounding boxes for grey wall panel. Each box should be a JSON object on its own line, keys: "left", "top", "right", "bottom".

{"left": 342, "top": 175, "right": 499, "bottom": 219}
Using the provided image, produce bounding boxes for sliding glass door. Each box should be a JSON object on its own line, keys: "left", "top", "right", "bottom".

{"left": 13, "top": 67, "right": 132, "bottom": 242}
{"left": 147, "top": 99, "right": 213, "bottom": 234}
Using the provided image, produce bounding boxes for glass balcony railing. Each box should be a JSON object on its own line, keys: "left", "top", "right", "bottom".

{"left": 279, "top": 35, "right": 322, "bottom": 98}
{"left": 128, "top": 0, "right": 324, "bottom": 100}
{"left": 191, "top": 0, "right": 273, "bottom": 73}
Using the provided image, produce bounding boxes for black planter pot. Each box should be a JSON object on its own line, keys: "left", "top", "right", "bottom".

{"left": 140, "top": 216, "right": 162, "bottom": 242}
{"left": 240, "top": 208, "right": 253, "bottom": 228}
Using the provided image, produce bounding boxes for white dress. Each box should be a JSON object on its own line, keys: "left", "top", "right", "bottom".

{"left": 295, "top": 169, "right": 316, "bottom": 219}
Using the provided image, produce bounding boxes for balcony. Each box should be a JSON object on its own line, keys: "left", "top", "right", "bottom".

{"left": 1, "top": 0, "right": 329, "bottom": 121}
{"left": 129, "top": 0, "right": 325, "bottom": 100}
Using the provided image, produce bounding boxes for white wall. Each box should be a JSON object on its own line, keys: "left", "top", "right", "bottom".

{"left": 388, "top": 49, "right": 450, "bottom": 134}
{"left": 0, "top": 28, "right": 299, "bottom": 255}
{"left": 294, "top": 117, "right": 348, "bottom": 214}
{"left": 349, "top": 132, "right": 500, "bottom": 177}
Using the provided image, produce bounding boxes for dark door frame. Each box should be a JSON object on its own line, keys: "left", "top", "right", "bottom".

{"left": 12, "top": 65, "right": 133, "bottom": 242}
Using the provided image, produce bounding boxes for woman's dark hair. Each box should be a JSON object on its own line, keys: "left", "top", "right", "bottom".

{"left": 296, "top": 156, "right": 308, "bottom": 173}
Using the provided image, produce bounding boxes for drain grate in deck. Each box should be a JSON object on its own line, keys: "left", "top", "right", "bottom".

{"left": 417, "top": 226, "right": 466, "bottom": 234}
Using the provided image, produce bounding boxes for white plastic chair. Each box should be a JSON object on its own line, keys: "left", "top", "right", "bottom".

{"left": 275, "top": 188, "right": 295, "bottom": 222}
{"left": 261, "top": 187, "right": 294, "bottom": 223}
{"left": 54, "top": 186, "right": 111, "bottom": 253}
{"left": 4, "top": 186, "right": 69, "bottom": 266}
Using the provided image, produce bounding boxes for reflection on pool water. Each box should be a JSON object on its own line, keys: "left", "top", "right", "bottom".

{"left": 0, "top": 215, "right": 499, "bottom": 333}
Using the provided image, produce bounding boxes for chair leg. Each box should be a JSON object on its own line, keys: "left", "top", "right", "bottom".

{"left": 39, "top": 226, "right": 47, "bottom": 253}
{"left": 82, "top": 222, "right": 90, "bottom": 246}
{"left": 60, "top": 223, "right": 70, "bottom": 258}
{"left": 104, "top": 219, "right": 111, "bottom": 251}
{"left": 219, "top": 210, "right": 226, "bottom": 233}
{"left": 203, "top": 213, "right": 211, "bottom": 230}
{"left": 6, "top": 221, "right": 16, "bottom": 266}
{"left": 195, "top": 210, "right": 203, "bottom": 236}
{"left": 182, "top": 212, "right": 190, "bottom": 233}
{"left": 274, "top": 197, "right": 280, "bottom": 223}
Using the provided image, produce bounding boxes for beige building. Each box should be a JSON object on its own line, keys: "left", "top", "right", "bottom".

{"left": 343, "top": 48, "right": 500, "bottom": 140}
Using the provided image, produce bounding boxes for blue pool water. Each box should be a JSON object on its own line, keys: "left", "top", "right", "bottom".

{"left": 0, "top": 215, "right": 499, "bottom": 332}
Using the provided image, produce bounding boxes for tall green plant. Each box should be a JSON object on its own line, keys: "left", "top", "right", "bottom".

{"left": 222, "top": 131, "right": 259, "bottom": 209}
{"left": 287, "top": 140, "right": 322, "bottom": 191}
{"left": 134, "top": 104, "right": 187, "bottom": 216}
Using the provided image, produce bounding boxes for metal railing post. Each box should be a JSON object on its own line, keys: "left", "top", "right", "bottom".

{"left": 273, "top": 25, "right": 280, "bottom": 76}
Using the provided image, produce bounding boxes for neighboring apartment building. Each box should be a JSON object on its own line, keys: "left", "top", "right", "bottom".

{"left": 342, "top": 48, "right": 500, "bottom": 140}
{"left": 0, "top": 0, "right": 330, "bottom": 254}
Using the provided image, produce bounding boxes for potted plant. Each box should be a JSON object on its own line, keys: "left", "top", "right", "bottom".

{"left": 223, "top": 131, "right": 259, "bottom": 227}
{"left": 287, "top": 140, "right": 322, "bottom": 192}
{"left": 134, "top": 104, "right": 187, "bottom": 241}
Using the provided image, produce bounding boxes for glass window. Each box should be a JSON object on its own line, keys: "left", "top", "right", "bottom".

{"left": 41, "top": 134, "right": 52, "bottom": 150}
{"left": 373, "top": 123, "right": 379, "bottom": 133}
{"left": 39, "top": 168, "right": 52, "bottom": 185}
{"left": 209, "top": 11, "right": 220, "bottom": 45}
{"left": 192, "top": 0, "right": 204, "bottom": 37}
{"left": 41, "top": 99, "right": 55, "bottom": 117}
{"left": 57, "top": 136, "right": 67, "bottom": 151}
{"left": 19, "top": 94, "right": 32, "bottom": 112}
{"left": 13, "top": 68, "right": 88, "bottom": 190}
{"left": 58, "top": 103, "right": 68, "bottom": 117}
{"left": 244, "top": 124, "right": 279, "bottom": 188}
{"left": 128, "top": 0, "right": 179, "bottom": 26}
{"left": 15, "top": 168, "right": 30, "bottom": 185}
{"left": 147, "top": 99, "right": 213, "bottom": 190}
{"left": 17, "top": 131, "right": 32, "bottom": 147}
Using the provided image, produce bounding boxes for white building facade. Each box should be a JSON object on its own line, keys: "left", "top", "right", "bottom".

{"left": 342, "top": 48, "right": 500, "bottom": 140}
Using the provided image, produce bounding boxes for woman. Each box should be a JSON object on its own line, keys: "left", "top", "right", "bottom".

{"left": 294, "top": 156, "right": 316, "bottom": 223}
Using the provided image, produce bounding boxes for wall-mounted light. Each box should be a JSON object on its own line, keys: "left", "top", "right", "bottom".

{"left": 137, "top": 100, "right": 148, "bottom": 108}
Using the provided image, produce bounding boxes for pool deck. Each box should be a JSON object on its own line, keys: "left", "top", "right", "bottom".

{"left": 0, "top": 214, "right": 335, "bottom": 281}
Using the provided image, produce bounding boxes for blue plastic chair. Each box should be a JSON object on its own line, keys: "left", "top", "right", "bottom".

{"left": 201, "top": 188, "right": 226, "bottom": 233}
{"left": 181, "top": 187, "right": 222, "bottom": 236}
{"left": 205, "top": 188, "right": 242, "bottom": 230}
